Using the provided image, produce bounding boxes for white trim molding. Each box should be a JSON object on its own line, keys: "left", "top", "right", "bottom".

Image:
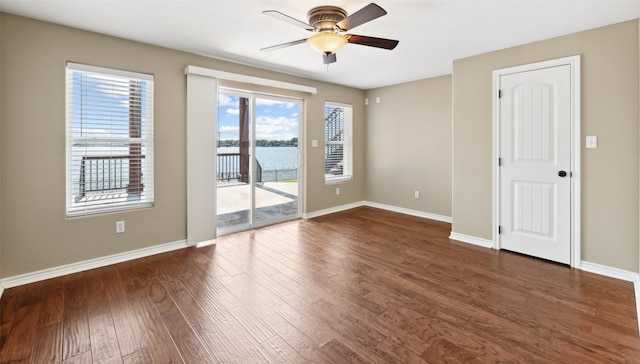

{"left": 303, "top": 201, "right": 366, "bottom": 219}
{"left": 449, "top": 232, "right": 494, "bottom": 249}
{"left": 636, "top": 277, "right": 640, "bottom": 335}
{"left": 184, "top": 65, "right": 317, "bottom": 94}
{"left": 0, "top": 240, "right": 188, "bottom": 289}
{"left": 364, "top": 201, "right": 452, "bottom": 223}
{"left": 579, "top": 261, "right": 640, "bottom": 282}
{"left": 304, "top": 201, "right": 453, "bottom": 223}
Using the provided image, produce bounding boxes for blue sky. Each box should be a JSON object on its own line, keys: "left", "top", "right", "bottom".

{"left": 69, "top": 70, "right": 151, "bottom": 140}
{"left": 217, "top": 94, "right": 299, "bottom": 141}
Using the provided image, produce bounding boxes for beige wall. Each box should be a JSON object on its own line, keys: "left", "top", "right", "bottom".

{"left": 2, "top": 12, "right": 639, "bottom": 278}
{"left": 365, "top": 76, "right": 452, "bottom": 217}
{"left": 0, "top": 13, "right": 364, "bottom": 277}
{"left": 452, "top": 20, "right": 640, "bottom": 272}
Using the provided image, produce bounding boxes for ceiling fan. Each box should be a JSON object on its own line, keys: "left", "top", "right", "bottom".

{"left": 261, "top": 3, "right": 399, "bottom": 65}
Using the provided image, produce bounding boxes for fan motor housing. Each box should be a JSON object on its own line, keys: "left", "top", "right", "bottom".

{"left": 307, "top": 6, "right": 346, "bottom": 32}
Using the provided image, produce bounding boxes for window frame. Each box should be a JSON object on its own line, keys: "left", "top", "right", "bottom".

{"left": 65, "top": 62, "right": 155, "bottom": 217}
{"left": 324, "top": 101, "right": 353, "bottom": 184}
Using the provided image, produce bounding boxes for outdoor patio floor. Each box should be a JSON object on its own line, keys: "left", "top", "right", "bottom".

{"left": 216, "top": 181, "right": 299, "bottom": 229}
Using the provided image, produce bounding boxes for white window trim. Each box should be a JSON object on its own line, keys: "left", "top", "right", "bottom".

{"left": 324, "top": 101, "right": 353, "bottom": 184}
{"left": 66, "top": 63, "right": 154, "bottom": 217}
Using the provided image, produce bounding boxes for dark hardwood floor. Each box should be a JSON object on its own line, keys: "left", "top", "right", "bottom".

{"left": 1, "top": 206, "right": 639, "bottom": 363}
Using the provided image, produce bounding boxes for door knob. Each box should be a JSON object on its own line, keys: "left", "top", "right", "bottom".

{"left": 558, "top": 170, "right": 567, "bottom": 177}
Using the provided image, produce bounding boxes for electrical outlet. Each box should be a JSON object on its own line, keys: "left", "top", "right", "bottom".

{"left": 414, "top": 191, "right": 420, "bottom": 199}
{"left": 116, "top": 221, "right": 125, "bottom": 233}
{"left": 336, "top": 187, "right": 340, "bottom": 195}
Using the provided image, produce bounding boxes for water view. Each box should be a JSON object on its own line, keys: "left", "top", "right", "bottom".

{"left": 217, "top": 146, "right": 299, "bottom": 182}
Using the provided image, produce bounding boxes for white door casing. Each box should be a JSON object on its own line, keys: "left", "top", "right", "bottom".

{"left": 493, "top": 56, "right": 581, "bottom": 266}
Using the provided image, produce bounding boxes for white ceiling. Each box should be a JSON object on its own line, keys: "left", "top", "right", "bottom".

{"left": 2, "top": 0, "right": 640, "bottom": 89}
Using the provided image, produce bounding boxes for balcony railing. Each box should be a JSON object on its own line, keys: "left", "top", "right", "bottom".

{"left": 79, "top": 155, "right": 144, "bottom": 197}
{"left": 217, "top": 153, "right": 243, "bottom": 182}
{"left": 218, "top": 152, "right": 264, "bottom": 183}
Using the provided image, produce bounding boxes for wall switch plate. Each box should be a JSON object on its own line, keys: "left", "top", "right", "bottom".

{"left": 414, "top": 191, "right": 420, "bottom": 199}
{"left": 116, "top": 221, "right": 125, "bottom": 233}
{"left": 312, "top": 139, "right": 318, "bottom": 148}
{"left": 336, "top": 187, "right": 340, "bottom": 195}
{"left": 376, "top": 97, "right": 380, "bottom": 104}
{"left": 586, "top": 136, "right": 597, "bottom": 148}
{"left": 364, "top": 98, "right": 368, "bottom": 105}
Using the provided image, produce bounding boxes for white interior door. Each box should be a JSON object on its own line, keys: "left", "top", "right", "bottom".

{"left": 498, "top": 64, "right": 572, "bottom": 264}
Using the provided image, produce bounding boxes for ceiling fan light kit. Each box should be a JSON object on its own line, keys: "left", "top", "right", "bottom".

{"left": 307, "top": 33, "right": 348, "bottom": 54}
{"left": 262, "top": 3, "right": 399, "bottom": 65}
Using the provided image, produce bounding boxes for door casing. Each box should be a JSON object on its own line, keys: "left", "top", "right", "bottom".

{"left": 492, "top": 55, "right": 581, "bottom": 267}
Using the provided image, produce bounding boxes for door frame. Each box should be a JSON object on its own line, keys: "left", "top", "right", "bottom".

{"left": 216, "top": 88, "right": 304, "bottom": 236}
{"left": 492, "top": 55, "right": 581, "bottom": 267}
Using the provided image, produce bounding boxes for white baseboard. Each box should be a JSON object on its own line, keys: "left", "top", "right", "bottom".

{"left": 0, "top": 239, "right": 189, "bottom": 289}
{"left": 579, "top": 261, "right": 639, "bottom": 282}
{"left": 303, "top": 201, "right": 365, "bottom": 219}
{"left": 636, "top": 278, "right": 640, "bottom": 335}
{"left": 363, "top": 201, "right": 452, "bottom": 223}
{"left": 449, "top": 232, "right": 494, "bottom": 249}
{"left": 303, "top": 200, "right": 453, "bottom": 224}
{"left": 580, "top": 261, "right": 640, "bottom": 335}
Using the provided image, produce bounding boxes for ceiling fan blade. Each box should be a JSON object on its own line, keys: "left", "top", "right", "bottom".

{"left": 323, "top": 53, "right": 337, "bottom": 65}
{"left": 261, "top": 39, "right": 307, "bottom": 52}
{"left": 335, "top": 3, "right": 387, "bottom": 31}
{"left": 347, "top": 34, "right": 399, "bottom": 50}
{"left": 263, "top": 10, "right": 314, "bottom": 31}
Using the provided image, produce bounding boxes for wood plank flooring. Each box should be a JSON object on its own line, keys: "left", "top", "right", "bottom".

{"left": 1, "top": 206, "right": 639, "bottom": 363}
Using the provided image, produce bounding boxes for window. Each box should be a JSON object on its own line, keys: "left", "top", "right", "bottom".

{"left": 66, "top": 63, "right": 154, "bottom": 216}
{"left": 324, "top": 101, "right": 352, "bottom": 183}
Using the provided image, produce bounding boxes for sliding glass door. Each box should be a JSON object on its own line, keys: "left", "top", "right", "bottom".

{"left": 216, "top": 90, "right": 301, "bottom": 235}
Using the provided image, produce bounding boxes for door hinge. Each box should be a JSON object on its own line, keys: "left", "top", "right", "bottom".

{"left": 498, "top": 90, "right": 503, "bottom": 99}
{"left": 498, "top": 157, "right": 502, "bottom": 166}
{"left": 498, "top": 225, "right": 502, "bottom": 234}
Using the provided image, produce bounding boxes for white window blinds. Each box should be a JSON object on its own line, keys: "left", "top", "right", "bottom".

{"left": 324, "top": 101, "right": 353, "bottom": 183}
{"left": 66, "top": 63, "right": 154, "bottom": 216}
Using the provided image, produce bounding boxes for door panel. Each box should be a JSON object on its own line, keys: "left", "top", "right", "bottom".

{"left": 512, "top": 181, "right": 554, "bottom": 238}
{"left": 217, "top": 92, "right": 252, "bottom": 232}
{"left": 216, "top": 91, "right": 301, "bottom": 235}
{"left": 254, "top": 95, "right": 300, "bottom": 225}
{"left": 499, "top": 65, "right": 571, "bottom": 264}
{"left": 514, "top": 83, "right": 554, "bottom": 162}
